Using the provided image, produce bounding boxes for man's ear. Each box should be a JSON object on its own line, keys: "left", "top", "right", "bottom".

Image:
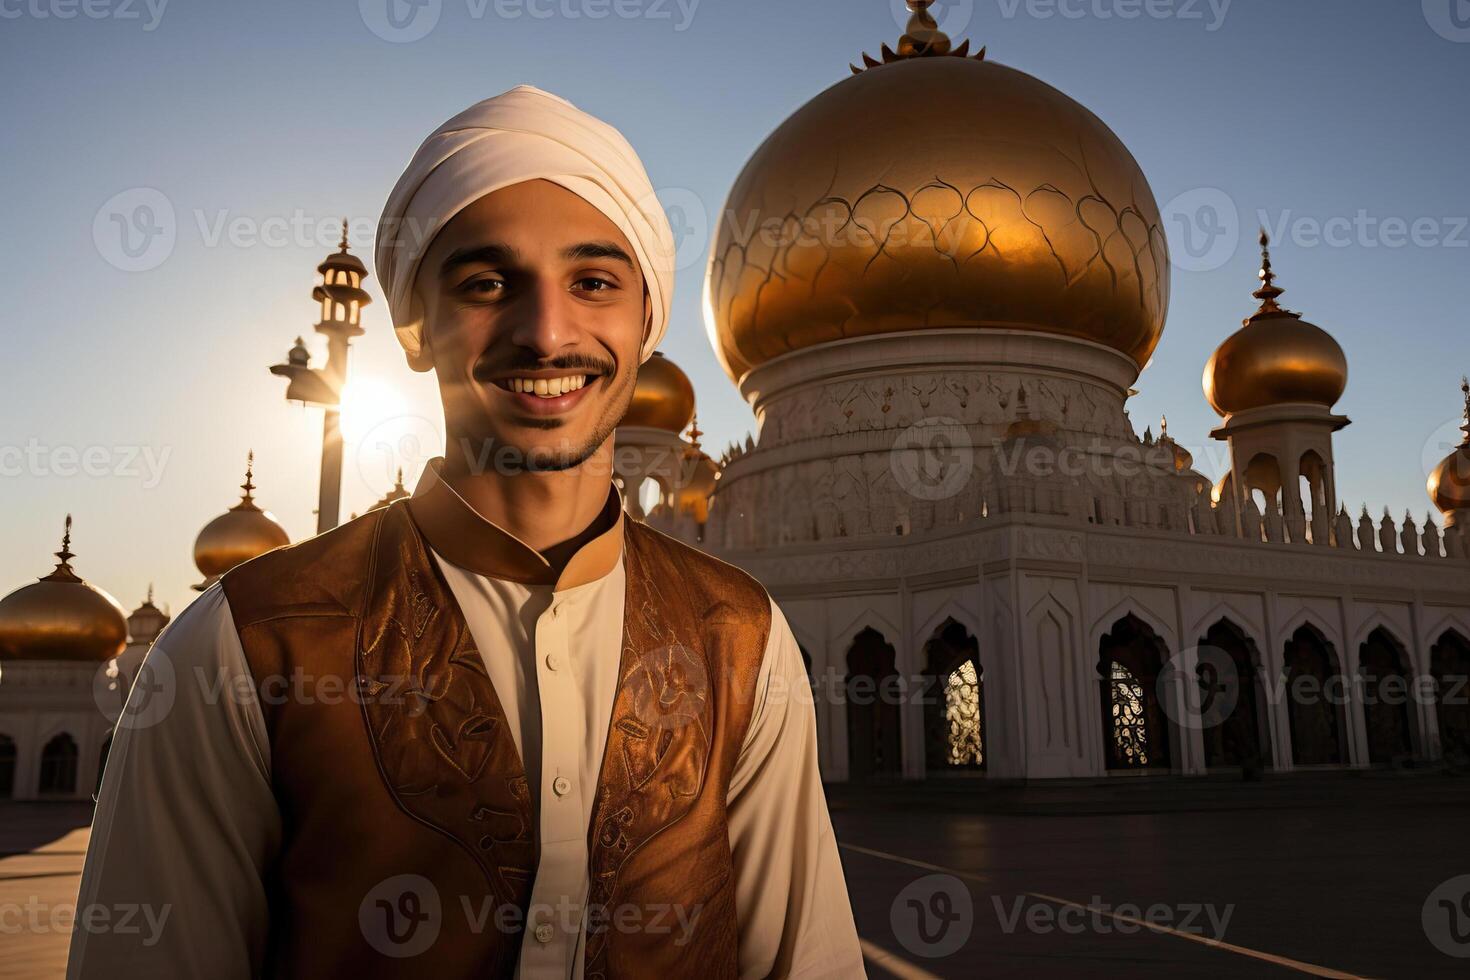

{"left": 406, "top": 290, "right": 435, "bottom": 372}
{"left": 640, "top": 291, "right": 654, "bottom": 354}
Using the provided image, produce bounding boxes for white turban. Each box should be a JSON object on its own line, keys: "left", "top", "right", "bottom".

{"left": 375, "top": 85, "right": 675, "bottom": 370}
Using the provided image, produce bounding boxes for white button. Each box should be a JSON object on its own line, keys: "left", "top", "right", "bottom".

{"left": 546, "top": 652, "right": 562, "bottom": 671}
{"left": 552, "top": 776, "right": 571, "bottom": 797}
{"left": 534, "top": 922, "right": 554, "bottom": 944}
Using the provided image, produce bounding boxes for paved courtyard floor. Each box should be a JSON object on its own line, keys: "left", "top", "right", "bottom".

{"left": 3, "top": 772, "right": 1468, "bottom": 977}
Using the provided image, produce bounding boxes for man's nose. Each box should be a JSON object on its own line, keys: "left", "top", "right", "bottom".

{"left": 507, "top": 280, "right": 576, "bottom": 356}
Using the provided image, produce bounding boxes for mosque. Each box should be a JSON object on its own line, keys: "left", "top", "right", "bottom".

{"left": 3, "top": 3, "right": 1469, "bottom": 799}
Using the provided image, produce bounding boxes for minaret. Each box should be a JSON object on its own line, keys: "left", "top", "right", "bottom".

{"left": 271, "top": 221, "right": 372, "bottom": 534}
{"left": 1203, "top": 231, "right": 1349, "bottom": 543}
{"left": 1429, "top": 376, "right": 1470, "bottom": 530}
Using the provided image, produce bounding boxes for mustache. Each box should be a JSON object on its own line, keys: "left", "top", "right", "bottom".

{"left": 470, "top": 350, "right": 615, "bottom": 382}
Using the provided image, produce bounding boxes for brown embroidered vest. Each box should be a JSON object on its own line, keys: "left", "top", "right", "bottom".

{"left": 219, "top": 499, "right": 770, "bottom": 978}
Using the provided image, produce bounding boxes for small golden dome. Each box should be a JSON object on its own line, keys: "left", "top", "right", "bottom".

{"left": 127, "top": 586, "right": 170, "bottom": 646}
{"left": 1428, "top": 377, "right": 1470, "bottom": 517}
{"left": 623, "top": 351, "right": 696, "bottom": 432}
{"left": 705, "top": 15, "right": 1169, "bottom": 383}
{"left": 194, "top": 453, "right": 290, "bottom": 580}
{"left": 1158, "top": 416, "right": 1193, "bottom": 473}
{"left": 674, "top": 419, "right": 720, "bottom": 524}
{"left": 0, "top": 516, "right": 128, "bottom": 662}
{"left": 1203, "top": 232, "right": 1347, "bottom": 416}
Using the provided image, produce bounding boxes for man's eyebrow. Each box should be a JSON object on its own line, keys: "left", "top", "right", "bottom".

{"left": 439, "top": 242, "right": 519, "bottom": 278}
{"left": 562, "top": 240, "right": 635, "bottom": 269}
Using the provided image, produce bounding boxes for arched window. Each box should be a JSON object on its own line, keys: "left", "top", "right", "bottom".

{"left": 1197, "top": 620, "right": 1270, "bottom": 771}
{"left": 38, "top": 734, "right": 79, "bottom": 796}
{"left": 922, "top": 619, "right": 985, "bottom": 772}
{"left": 1098, "top": 615, "right": 1173, "bottom": 771}
{"left": 0, "top": 735, "right": 15, "bottom": 798}
{"left": 1358, "top": 628, "right": 1414, "bottom": 765}
{"left": 1431, "top": 631, "right": 1470, "bottom": 763}
{"left": 845, "top": 627, "right": 901, "bottom": 781}
{"left": 1282, "top": 625, "right": 1347, "bottom": 766}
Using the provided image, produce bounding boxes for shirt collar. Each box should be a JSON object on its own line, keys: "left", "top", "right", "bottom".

{"left": 406, "top": 456, "right": 625, "bottom": 590}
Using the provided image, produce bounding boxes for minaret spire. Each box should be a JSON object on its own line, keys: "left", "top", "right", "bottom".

{"left": 41, "top": 513, "right": 82, "bottom": 583}
{"left": 234, "top": 450, "right": 261, "bottom": 511}
{"left": 1252, "top": 228, "right": 1288, "bottom": 314}
{"left": 852, "top": 0, "right": 986, "bottom": 73}
{"left": 338, "top": 218, "right": 349, "bottom": 253}
{"left": 1459, "top": 375, "right": 1470, "bottom": 447}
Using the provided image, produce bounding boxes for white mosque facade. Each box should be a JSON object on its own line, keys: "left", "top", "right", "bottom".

{"left": 5, "top": 6, "right": 1470, "bottom": 797}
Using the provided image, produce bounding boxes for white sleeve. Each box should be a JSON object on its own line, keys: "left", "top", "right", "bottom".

{"left": 66, "top": 584, "right": 279, "bottom": 980}
{"left": 727, "top": 596, "right": 866, "bottom": 980}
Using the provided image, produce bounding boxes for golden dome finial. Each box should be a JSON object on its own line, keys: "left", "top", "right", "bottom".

{"left": 687, "top": 413, "right": 704, "bottom": 452}
{"left": 1160, "top": 414, "right": 1169, "bottom": 440}
{"left": 236, "top": 450, "right": 260, "bottom": 510}
{"left": 43, "top": 514, "right": 81, "bottom": 584}
{"left": 1252, "top": 228, "right": 1287, "bottom": 315}
{"left": 851, "top": 0, "right": 985, "bottom": 74}
{"left": 146, "top": 582, "right": 154, "bottom": 604}
{"left": 338, "top": 218, "right": 350, "bottom": 253}
{"left": 1459, "top": 375, "right": 1470, "bottom": 447}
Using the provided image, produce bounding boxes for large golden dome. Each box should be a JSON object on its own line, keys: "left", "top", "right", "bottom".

{"left": 0, "top": 516, "right": 128, "bottom": 662}
{"left": 704, "top": 16, "right": 1169, "bottom": 383}
{"left": 194, "top": 454, "right": 290, "bottom": 581}
{"left": 1428, "top": 378, "right": 1470, "bottom": 518}
{"left": 622, "top": 351, "right": 696, "bottom": 433}
{"left": 1203, "top": 234, "right": 1347, "bottom": 416}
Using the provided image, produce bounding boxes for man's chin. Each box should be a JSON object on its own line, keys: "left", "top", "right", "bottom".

{"left": 448, "top": 428, "right": 608, "bottom": 476}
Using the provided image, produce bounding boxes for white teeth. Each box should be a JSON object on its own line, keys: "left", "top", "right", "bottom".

{"left": 505, "top": 374, "right": 587, "bottom": 397}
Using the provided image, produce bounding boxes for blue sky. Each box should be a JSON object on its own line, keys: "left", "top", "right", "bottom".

{"left": 2, "top": 0, "right": 1468, "bottom": 616}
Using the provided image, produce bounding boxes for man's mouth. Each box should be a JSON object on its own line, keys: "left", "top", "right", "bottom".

{"left": 493, "top": 373, "right": 591, "bottom": 398}
{"left": 483, "top": 368, "right": 606, "bottom": 416}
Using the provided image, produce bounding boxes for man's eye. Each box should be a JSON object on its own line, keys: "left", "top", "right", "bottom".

{"left": 463, "top": 277, "right": 505, "bottom": 295}
{"left": 574, "top": 277, "right": 615, "bottom": 293}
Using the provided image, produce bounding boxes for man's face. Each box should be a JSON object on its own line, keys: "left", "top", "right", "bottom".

{"left": 416, "top": 179, "right": 648, "bottom": 473}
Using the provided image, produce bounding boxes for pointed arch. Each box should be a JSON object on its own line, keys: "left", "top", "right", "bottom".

{"left": 1089, "top": 597, "right": 1177, "bottom": 658}
{"left": 1097, "top": 613, "right": 1174, "bottom": 771}
{"left": 920, "top": 617, "right": 986, "bottom": 773}
{"left": 1358, "top": 626, "right": 1415, "bottom": 765}
{"left": 843, "top": 626, "right": 902, "bottom": 781}
{"left": 1281, "top": 622, "right": 1348, "bottom": 766}
{"left": 1196, "top": 617, "right": 1271, "bottom": 771}
{"left": 1431, "top": 628, "right": 1470, "bottom": 762}
{"left": 913, "top": 598, "right": 981, "bottom": 658}
{"left": 1187, "top": 599, "right": 1264, "bottom": 649}
{"left": 1274, "top": 608, "right": 1345, "bottom": 658}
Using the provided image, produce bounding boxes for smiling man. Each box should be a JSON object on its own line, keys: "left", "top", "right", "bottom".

{"left": 68, "top": 86, "right": 864, "bottom": 980}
